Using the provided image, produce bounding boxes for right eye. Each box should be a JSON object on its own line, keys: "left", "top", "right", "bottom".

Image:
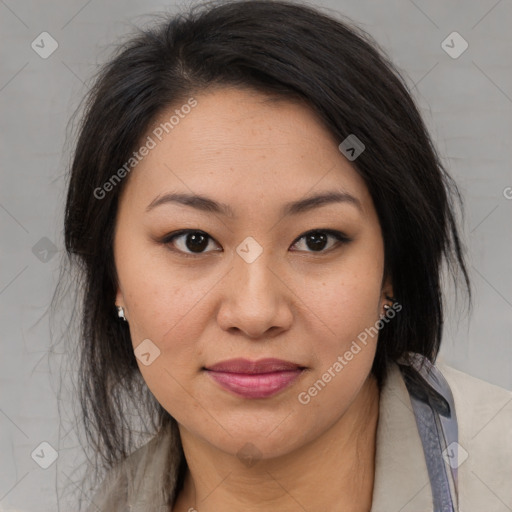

{"left": 161, "top": 230, "right": 222, "bottom": 257}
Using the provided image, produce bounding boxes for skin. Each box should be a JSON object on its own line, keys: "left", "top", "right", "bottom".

{"left": 113, "top": 86, "right": 393, "bottom": 512}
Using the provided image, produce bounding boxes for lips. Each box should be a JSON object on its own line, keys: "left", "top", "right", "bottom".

{"left": 205, "top": 358, "right": 305, "bottom": 374}
{"left": 204, "top": 358, "right": 306, "bottom": 399}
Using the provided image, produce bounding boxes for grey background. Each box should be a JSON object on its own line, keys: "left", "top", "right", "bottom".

{"left": 1, "top": 0, "right": 511, "bottom": 510}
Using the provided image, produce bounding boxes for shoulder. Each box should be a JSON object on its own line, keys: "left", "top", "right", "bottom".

{"left": 436, "top": 360, "right": 512, "bottom": 433}
{"left": 436, "top": 360, "right": 512, "bottom": 510}
{"left": 436, "top": 360, "right": 512, "bottom": 447}
{"left": 85, "top": 430, "right": 173, "bottom": 512}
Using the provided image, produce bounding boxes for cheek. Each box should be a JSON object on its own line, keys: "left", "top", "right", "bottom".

{"left": 291, "top": 246, "right": 384, "bottom": 398}
{"left": 122, "top": 266, "right": 212, "bottom": 421}
{"left": 115, "top": 241, "right": 214, "bottom": 380}
{"left": 117, "top": 236, "right": 201, "bottom": 331}
{"left": 293, "top": 270, "right": 381, "bottom": 422}
{"left": 297, "top": 255, "right": 384, "bottom": 346}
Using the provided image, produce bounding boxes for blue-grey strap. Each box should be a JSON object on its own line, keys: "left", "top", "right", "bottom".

{"left": 398, "top": 353, "right": 459, "bottom": 512}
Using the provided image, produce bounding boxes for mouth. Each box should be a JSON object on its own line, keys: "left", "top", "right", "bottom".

{"left": 203, "top": 358, "right": 307, "bottom": 399}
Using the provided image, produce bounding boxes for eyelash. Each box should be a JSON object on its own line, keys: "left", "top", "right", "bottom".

{"left": 160, "top": 229, "right": 351, "bottom": 258}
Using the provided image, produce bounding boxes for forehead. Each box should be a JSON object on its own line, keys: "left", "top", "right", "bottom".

{"left": 119, "top": 87, "right": 372, "bottom": 217}
{"left": 151, "top": 87, "right": 340, "bottom": 156}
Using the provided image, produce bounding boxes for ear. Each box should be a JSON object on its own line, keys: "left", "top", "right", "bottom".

{"left": 380, "top": 274, "right": 394, "bottom": 305}
{"left": 115, "top": 288, "right": 124, "bottom": 308}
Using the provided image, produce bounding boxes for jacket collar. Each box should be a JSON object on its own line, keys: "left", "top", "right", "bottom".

{"left": 370, "top": 362, "right": 433, "bottom": 511}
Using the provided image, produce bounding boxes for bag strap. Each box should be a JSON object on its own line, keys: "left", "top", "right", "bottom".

{"left": 398, "top": 354, "right": 459, "bottom": 512}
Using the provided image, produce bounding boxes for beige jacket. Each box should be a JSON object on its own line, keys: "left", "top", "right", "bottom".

{"left": 86, "top": 362, "right": 512, "bottom": 512}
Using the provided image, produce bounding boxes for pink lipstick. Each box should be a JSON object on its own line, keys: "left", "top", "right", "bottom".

{"left": 204, "top": 358, "right": 306, "bottom": 399}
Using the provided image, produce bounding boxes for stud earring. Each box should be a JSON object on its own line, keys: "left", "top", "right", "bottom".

{"left": 116, "top": 305, "right": 128, "bottom": 322}
{"left": 381, "top": 299, "right": 395, "bottom": 319}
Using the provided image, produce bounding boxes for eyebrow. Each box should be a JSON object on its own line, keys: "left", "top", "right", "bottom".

{"left": 145, "top": 190, "right": 362, "bottom": 217}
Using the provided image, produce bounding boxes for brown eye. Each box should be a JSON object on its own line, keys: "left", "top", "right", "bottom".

{"left": 163, "top": 230, "right": 220, "bottom": 255}
{"left": 290, "top": 230, "right": 350, "bottom": 253}
{"left": 161, "top": 228, "right": 350, "bottom": 257}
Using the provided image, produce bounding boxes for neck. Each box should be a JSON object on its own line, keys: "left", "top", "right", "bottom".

{"left": 174, "top": 374, "right": 380, "bottom": 512}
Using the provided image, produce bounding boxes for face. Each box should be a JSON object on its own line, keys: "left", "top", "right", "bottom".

{"left": 113, "top": 87, "right": 392, "bottom": 460}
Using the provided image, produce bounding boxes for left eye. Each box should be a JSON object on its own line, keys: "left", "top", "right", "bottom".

{"left": 161, "top": 229, "right": 350, "bottom": 256}
{"left": 290, "top": 229, "right": 350, "bottom": 253}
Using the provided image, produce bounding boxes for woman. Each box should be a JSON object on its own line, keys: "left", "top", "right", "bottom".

{"left": 61, "top": 0, "right": 512, "bottom": 510}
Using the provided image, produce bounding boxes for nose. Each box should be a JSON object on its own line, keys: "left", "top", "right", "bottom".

{"left": 216, "top": 246, "right": 294, "bottom": 340}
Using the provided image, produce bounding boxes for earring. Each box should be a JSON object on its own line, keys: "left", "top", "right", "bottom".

{"left": 381, "top": 297, "right": 395, "bottom": 319}
{"left": 116, "top": 305, "right": 127, "bottom": 322}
